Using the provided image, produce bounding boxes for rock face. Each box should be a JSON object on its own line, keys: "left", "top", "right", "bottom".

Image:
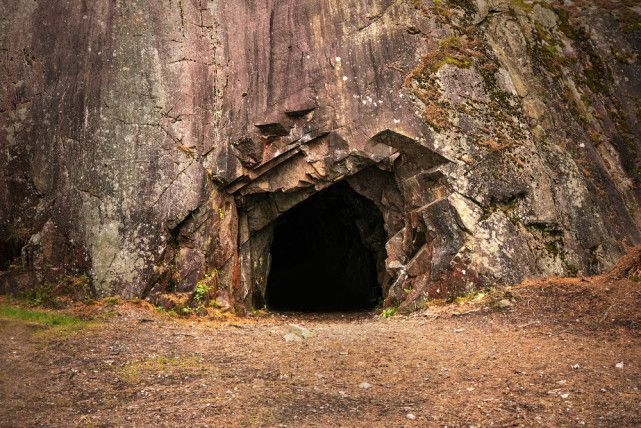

{"left": 1, "top": 0, "right": 640, "bottom": 312}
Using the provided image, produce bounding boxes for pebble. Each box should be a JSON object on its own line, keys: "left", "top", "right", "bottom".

{"left": 496, "top": 299, "right": 513, "bottom": 309}
{"left": 288, "top": 324, "right": 313, "bottom": 338}
{"left": 406, "top": 413, "right": 416, "bottom": 420}
{"left": 283, "top": 332, "right": 303, "bottom": 343}
{"left": 615, "top": 362, "right": 624, "bottom": 369}
{"left": 359, "top": 382, "right": 372, "bottom": 389}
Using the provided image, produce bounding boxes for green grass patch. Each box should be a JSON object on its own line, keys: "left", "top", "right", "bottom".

{"left": 118, "top": 356, "right": 204, "bottom": 384}
{"left": 0, "top": 304, "right": 91, "bottom": 336}
{"left": 0, "top": 305, "right": 82, "bottom": 326}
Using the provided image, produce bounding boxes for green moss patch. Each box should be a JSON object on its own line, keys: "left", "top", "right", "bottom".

{"left": 433, "top": 55, "right": 472, "bottom": 72}
{"left": 511, "top": 0, "right": 534, "bottom": 12}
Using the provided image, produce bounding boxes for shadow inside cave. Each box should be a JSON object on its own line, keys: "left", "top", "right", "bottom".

{"left": 265, "top": 181, "right": 385, "bottom": 312}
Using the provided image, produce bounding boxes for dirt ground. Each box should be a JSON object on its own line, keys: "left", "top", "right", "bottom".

{"left": 1, "top": 255, "right": 640, "bottom": 427}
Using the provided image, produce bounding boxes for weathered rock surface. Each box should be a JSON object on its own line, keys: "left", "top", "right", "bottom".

{"left": 1, "top": 0, "right": 640, "bottom": 311}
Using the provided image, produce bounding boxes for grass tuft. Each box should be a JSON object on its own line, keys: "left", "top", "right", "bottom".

{"left": 0, "top": 304, "right": 91, "bottom": 336}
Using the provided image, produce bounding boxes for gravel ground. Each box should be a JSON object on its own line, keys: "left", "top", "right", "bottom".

{"left": 1, "top": 271, "right": 640, "bottom": 427}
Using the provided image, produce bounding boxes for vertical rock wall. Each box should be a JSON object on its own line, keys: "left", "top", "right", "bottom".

{"left": 1, "top": 0, "right": 220, "bottom": 297}
{"left": 1, "top": 0, "right": 640, "bottom": 311}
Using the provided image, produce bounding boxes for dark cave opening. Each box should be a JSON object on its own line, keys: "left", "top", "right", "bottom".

{"left": 0, "top": 238, "right": 23, "bottom": 271}
{"left": 265, "top": 181, "right": 386, "bottom": 312}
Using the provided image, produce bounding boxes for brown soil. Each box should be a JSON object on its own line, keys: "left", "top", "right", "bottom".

{"left": 1, "top": 251, "right": 640, "bottom": 427}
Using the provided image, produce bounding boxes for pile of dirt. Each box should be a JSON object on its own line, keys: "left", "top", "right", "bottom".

{"left": 513, "top": 246, "right": 641, "bottom": 330}
{"left": 608, "top": 246, "right": 641, "bottom": 281}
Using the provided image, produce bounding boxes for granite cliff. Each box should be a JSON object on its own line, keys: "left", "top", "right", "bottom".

{"left": 1, "top": 0, "right": 640, "bottom": 312}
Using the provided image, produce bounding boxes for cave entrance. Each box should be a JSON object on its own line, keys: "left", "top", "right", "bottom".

{"left": 265, "top": 181, "right": 385, "bottom": 312}
{"left": 0, "top": 237, "right": 23, "bottom": 271}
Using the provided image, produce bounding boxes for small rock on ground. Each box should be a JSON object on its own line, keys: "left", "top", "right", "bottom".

{"left": 288, "top": 324, "right": 313, "bottom": 338}
{"left": 283, "top": 332, "right": 303, "bottom": 343}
